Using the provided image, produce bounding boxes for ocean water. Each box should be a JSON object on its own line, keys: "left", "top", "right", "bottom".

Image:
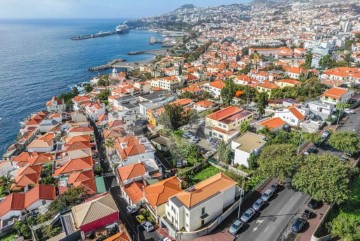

{"left": 0, "top": 19, "right": 162, "bottom": 156}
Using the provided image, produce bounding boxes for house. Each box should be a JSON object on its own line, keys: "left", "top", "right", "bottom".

{"left": 53, "top": 157, "right": 93, "bottom": 177}
{"left": 151, "top": 76, "right": 181, "bottom": 91}
{"left": 114, "top": 135, "right": 155, "bottom": 165}
{"left": 256, "top": 81, "right": 279, "bottom": 97}
{"left": 27, "top": 132, "right": 55, "bottom": 153}
{"left": 202, "top": 80, "right": 225, "bottom": 98}
{"left": 46, "top": 97, "right": 66, "bottom": 113}
{"left": 231, "top": 132, "right": 266, "bottom": 167}
{"left": 306, "top": 100, "right": 334, "bottom": 120}
{"left": 85, "top": 101, "right": 106, "bottom": 121}
{"left": 11, "top": 165, "right": 42, "bottom": 191}
{"left": 320, "top": 87, "right": 353, "bottom": 105}
{"left": 71, "top": 193, "right": 119, "bottom": 234}
{"left": 161, "top": 173, "right": 238, "bottom": 234}
{"left": 283, "top": 66, "right": 304, "bottom": 80}
{"left": 0, "top": 185, "right": 56, "bottom": 222}
{"left": 72, "top": 96, "right": 91, "bottom": 111}
{"left": 144, "top": 176, "right": 182, "bottom": 223}
{"left": 205, "top": 106, "right": 253, "bottom": 143}
{"left": 0, "top": 161, "right": 15, "bottom": 177}
{"left": 275, "top": 79, "right": 301, "bottom": 88}
{"left": 193, "top": 100, "right": 216, "bottom": 112}
{"left": 257, "top": 117, "right": 286, "bottom": 132}
{"left": 274, "top": 106, "right": 306, "bottom": 127}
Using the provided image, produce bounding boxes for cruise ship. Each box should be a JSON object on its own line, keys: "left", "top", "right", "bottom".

{"left": 115, "top": 23, "right": 129, "bottom": 34}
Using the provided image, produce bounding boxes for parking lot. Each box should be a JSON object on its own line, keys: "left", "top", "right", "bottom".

{"left": 338, "top": 107, "right": 360, "bottom": 133}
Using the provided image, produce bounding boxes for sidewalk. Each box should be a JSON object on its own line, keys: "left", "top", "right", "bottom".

{"left": 188, "top": 230, "right": 235, "bottom": 241}
{"left": 298, "top": 203, "right": 331, "bottom": 241}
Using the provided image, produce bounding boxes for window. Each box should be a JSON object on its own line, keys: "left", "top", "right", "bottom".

{"left": 202, "top": 207, "right": 205, "bottom": 215}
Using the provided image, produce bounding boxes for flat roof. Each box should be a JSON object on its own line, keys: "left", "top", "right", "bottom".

{"left": 233, "top": 132, "right": 266, "bottom": 153}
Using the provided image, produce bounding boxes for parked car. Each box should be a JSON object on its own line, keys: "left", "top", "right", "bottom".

{"left": 308, "top": 199, "right": 322, "bottom": 209}
{"left": 344, "top": 108, "right": 355, "bottom": 114}
{"left": 302, "top": 209, "right": 314, "bottom": 219}
{"left": 229, "top": 219, "right": 244, "bottom": 235}
{"left": 141, "top": 221, "right": 154, "bottom": 232}
{"left": 162, "top": 238, "right": 172, "bottom": 241}
{"left": 135, "top": 215, "right": 146, "bottom": 223}
{"left": 271, "top": 182, "right": 280, "bottom": 192}
{"left": 321, "top": 131, "right": 331, "bottom": 140}
{"left": 304, "top": 147, "right": 318, "bottom": 155}
{"left": 240, "top": 208, "right": 256, "bottom": 223}
{"left": 291, "top": 218, "right": 307, "bottom": 233}
{"left": 126, "top": 205, "right": 140, "bottom": 214}
{"left": 261, "top": 188, "right": 275, "bottom": 202}
{"left": 252, "top": 198, "right": 265, "bottom": 211}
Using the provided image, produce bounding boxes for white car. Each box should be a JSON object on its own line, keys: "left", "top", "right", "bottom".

{"left": 261, "top": 188, "right": 275, "bottom": 202}
{"left": 126, "top": 205, "right": 140, "bottom": 214}
{"left": 142, "top": 221, "right": 155, "bottom": 232}
{"left": 240, "top": 208, "right": 256, "bottom": 223}
{"left": 344, "top": 108, "right": 355, "bottom": 114}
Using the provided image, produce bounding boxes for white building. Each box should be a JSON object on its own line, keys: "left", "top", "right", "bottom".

{"left": 231, "top": 132, "right": 266, "bottom": 167}
{"left": 274, "top": 106, "right": 306, "bottom": 127}
{"left": 46, "top": 97, "right": 66, "bottom": 113}
{"left": 162, "top": 173, "right": 238, "bottom": 235}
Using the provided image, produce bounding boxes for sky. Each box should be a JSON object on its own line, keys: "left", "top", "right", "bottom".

{"left": 0, "top": 0, "right": 249, "bottom": 19}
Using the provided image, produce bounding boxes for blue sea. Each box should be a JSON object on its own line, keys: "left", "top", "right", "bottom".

{"left": 0, "top": 19, "right": 162, "bottom": 156}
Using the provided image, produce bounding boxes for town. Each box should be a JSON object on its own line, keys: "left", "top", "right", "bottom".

{"left": 1, "top": 0, "right": 360, "bottom": 241}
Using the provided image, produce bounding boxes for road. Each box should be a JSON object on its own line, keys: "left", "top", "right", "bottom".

{"left": 337, "top": 109, "right": 360, "bottom": 134}
{"left": 234, "top": 187, "right": 309, "bottom": 241}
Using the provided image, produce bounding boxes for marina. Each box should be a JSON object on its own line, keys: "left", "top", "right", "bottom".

{"left": 88, "top": 59, "right": 126, "bottom": 71}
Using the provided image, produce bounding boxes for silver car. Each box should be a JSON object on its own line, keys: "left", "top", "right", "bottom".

{"left": 261, "top": 188, "right": 274, "bottom": 202}
{"left": 240, "top": 208, "right": 255, "bottom": 223}
{"left": 229, "top": 219, "right": 243, "bottom": 235}
{"left": 142, "top": 221, "right": 154, "bottom": 232}
{"left": 252, "top": 198, "right": 265, "bottom": 211}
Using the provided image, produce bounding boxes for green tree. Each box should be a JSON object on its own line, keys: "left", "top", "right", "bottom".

{"left": 328, "top": 131, "right": 360, "bottom": 155}
{"left": 179, "top": 92, "right": 195, "bottom": 99}
{"left": 221, "top": 79, "right": 236, "bottom": 106}
{"left": 256, "top": 92, "right": 268, "bottom": 117}
{"left": 257, "top": 144, "right": 299, "bottom": 182}
{"left": 14, "top": 220, "right": 31, "bottom": 239}
{"left": 319, "top": 54, "right": 336, "bottom": 70}
{"left": 239, "top": 121, "right": 250, "bottom": 134}
{"left": 97, "top": 89, "right": 111, "bottom": 101}
{"left": 158, "top": 104, "right": 189, "bottom": 130}
{"left": 303, "top": 51, "right": 313, "bottom": 69}
{"left": 104, "top": 137, "right": 115, "bottom": 155}
{"left": 84, "top": 84, "right": 93, "bottom": 93}
{"left": 71, "top": 87, "right": 79, "bottom": 96}
{"left": 293, "top": 154, "right": 351, "bottom": 204}
{"left": 332, "top": 212, "right": 360, "bottom": 241}
{"left": 217, "top": 140, "right": 232, "bottom": 164}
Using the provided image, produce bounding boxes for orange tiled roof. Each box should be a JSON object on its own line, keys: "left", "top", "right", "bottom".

{"left": 117, "top": 163, "right": 146, "bottom": 181}
{"left": 104, "top": 231, "right": 131, "bottom": 241}
{"left": 276, "top": 79, "right": 301, "bottom": 85}
{"left": 207, "top": 106, "right": 243, "bottom": 121}
{"left": 259, "top": 117, "right": 286, "bottom": 130}
{"left": 124, "top": 182, "right": 144, "bottom": 204}
{"left": 194, "top": 100, "right": 215, "bottom": 108}
{"left": 174, "top": 173, "right": 236, "bottom": 208}
{"left": 257, "top": 81, "right": 279, "bottom": 90}
{"left": 288, "top": 107, "right": 305, "bottom": 120}
{"left": 144, "top": 176, "right": 182, "bottom": 207}
{"left": 209, "top": 80, "right": 225, "bottom": 89}
{"left": 321, "top": 87, "right": 348, "bottom": 99}
{"left": 53, "top": 157, "right": 93, "bottom": 176}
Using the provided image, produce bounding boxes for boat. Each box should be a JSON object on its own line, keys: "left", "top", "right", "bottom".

{"left": 115, "top": 23, "right": 129, "bottom": 34}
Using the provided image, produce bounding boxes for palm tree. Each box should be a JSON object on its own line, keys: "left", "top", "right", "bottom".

{"left": 217, "top": 140, "right": 232, "bottom": 165}
{"left": 104, "top": 138, "right": 115, "bottom": 156}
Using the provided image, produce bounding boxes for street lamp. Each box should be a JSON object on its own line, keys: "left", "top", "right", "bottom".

{"left": 237, "top": 178, "right": 246, "bottom": 219}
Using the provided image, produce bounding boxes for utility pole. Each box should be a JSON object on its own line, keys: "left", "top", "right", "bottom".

{"left": 237, "top": 179, "right": 245, "bottom": 219}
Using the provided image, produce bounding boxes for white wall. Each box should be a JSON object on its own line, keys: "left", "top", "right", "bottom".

{"left": 234, "top": 149, "right": 251, "bottom": 167}
{"left": 1, "top": 210, "right": 22, "bottom": 221}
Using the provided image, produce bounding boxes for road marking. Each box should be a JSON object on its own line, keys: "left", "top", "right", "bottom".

{"left": 253, "top": 219, "right": 264, "bottom": 232}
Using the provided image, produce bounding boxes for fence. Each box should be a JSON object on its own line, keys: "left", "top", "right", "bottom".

{"left": 208, "top": 159, "right": 249, "bottom": 177}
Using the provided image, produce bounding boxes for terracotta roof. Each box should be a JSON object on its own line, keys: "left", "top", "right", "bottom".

{"left": 117, "top": 163, "right": 146, "bottom": 181}
{"left": 65, "top": 141, "right": 91, "bottom": 152}
{"left": 276, "top": 79, "right": 301, "bottom": 85}
{"left": 257, "top": 81, "right": 279, "bottom": 90}
{"left": 194, "top": 100, "right": 215, "bottom": 108}
{"left": 68, "top": 170, "right": 95, "bottom": 184}
{"left": 53, "top": 157, "right": 93, "bottom": 176}
{"left": 25, "top": 184, "right": 56, "bottom": 208}
{"left": 207, "top": 106, "right": 243, "bottom": 121}
{"left": 288, "top": 107, "right": 305, "bottom": 120}
{"left": 72, "top": 193, "right": 118, "bottom": 227}
{"left": 173, "top": 173, "right": 236, "bottom": 208}
{"left": 259, "top": 117, "right": 286, "bottom": 130}
{"left": 104, "top": 231, "right": 131, "bottom": 241}
{"left": 170, "top": 98, "right": 193, "bottom": 106}
{"left": 124, "top": 182, "right": 144, "bottom": 204}
{"left": 0, "top": 193, "right": 26, "bottom": 217}
{"left": 209, "top": 80, "right": 225, "bottom": 89}
{"left": 65, "top": 135, "right": 90, "bottom": 144}
{"left": 321, "top": 87, "right": 348, "bottom": 99}
{"left": 144, "top": 176, "right": 182, "bottom": 207}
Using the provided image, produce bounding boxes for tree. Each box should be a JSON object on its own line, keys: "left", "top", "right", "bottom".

{"left": 239, "top": 121, "right": 250, "bottom": 134}
{"left": 97, "top": 89, "right": 111, "bottom": 101}
{"left": 328, "top": 131, "right": 360, "bottom": 155}
{"left": 14, "top": 220, "right": 31, "bottom": 239}
{"left": 332, "top": 212, "right": 360, "bottom": 241}
{"left": 293, "top": 154, "right": 351, "bottom": 204}
{"left": 319, "top": 54, "right": 335, "bottom": 70}
{"left": 179, "top": 92, "right": 195, "bottom": 99}
{"left": 258, "top": 144, "right": 299, "bottom": 182}
{"left": 303, "top": 51, "right": 313, "bottom": 69}
{"left": 158, "top": 104, "right": 188, "bottom": 130}
{"left": 256, "top": 92, "right": 268, "bottom": 117}
{"left": 84, "top": 84, "right": 93, "bottom": 93}
{"left": 187, "top": 110, "right": 199, "bottom": 128}
{"left": 71, "top": 87, "right": 79, "bottom": 96}
{"left": 217, "top": 140, "right": 232, "bottom": 164}
{"left": 221, "top": 79, "right": 236, "bottom": 106}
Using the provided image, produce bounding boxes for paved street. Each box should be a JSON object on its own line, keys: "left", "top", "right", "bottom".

{"left": 110, "top": 186, "right": 163, "bottom": 241}
{"left": 234, "top": 187, "right": 309, "bottom": 241}
{"left": 337, "top": 108, "right": 360, "bottom": 133}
